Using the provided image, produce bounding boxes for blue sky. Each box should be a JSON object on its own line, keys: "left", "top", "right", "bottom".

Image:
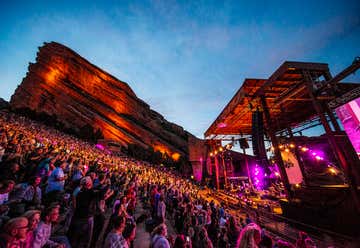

{"left": 0, "top": 0, "right": 359, "bottom": 138}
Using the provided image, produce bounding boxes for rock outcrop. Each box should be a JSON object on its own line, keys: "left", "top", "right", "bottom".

{"left": 0, "top": 98, "right": 9, "bottom": 110}
{"left": 10, "top": 42, "right": 192, "bottom": 157}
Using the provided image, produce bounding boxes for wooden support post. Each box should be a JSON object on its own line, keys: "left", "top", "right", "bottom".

{"left": 222, "top": 153, "right": 228, "bottom": 189}
{"left": 322, "top": 103, "right": 341, "bottom": 132}
{"left": 304, "top": 70, "right": 360, "bottom": 210}
{"left": 243, "top": 148, "right": 254, "bottom": 191}
{"left": 260, "top": 96, "right": 292, "bottom": 200}
{"left": 215, "top": 155, "right": 220, "bottom": 190}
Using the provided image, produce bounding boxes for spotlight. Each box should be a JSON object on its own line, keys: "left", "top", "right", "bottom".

{"left": 315, "top": 155, "right": 323, "bottom": 161}
{"left": 329, "top": 168, "right": 337, "bottom": 175}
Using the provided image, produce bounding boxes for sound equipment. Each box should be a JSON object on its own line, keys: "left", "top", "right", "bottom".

{"left": 239, "top": 138, "right": 249, "bottom": 149}
{"left": 252, "top": 110, "right": 267, "bottom": 160}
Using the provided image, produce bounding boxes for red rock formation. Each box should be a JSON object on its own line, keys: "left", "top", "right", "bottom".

{"left": 10, "top": 42, "right": 192, "bottom": 157}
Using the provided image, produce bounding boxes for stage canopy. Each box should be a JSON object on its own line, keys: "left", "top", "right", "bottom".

{"left": 205, "top": 61, "right": 359, "bottom": 139}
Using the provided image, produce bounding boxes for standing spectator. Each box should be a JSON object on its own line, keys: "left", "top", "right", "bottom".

{"left": 122, "top": 222, "right": 136, "bottom": 248}
{"left": 227, "top": 216, "right": 240, "bottom": 247}
{"left": 151, "top": 223, "right": 171, "bottom": 248}
{"left": 46, "top": 160, "right": 66, "bottom": 194}
{"left": 68, "top": 176, "right": 98, "bottom": 248}
{"left": 157, "top": 195, "right": 166, "bottom": 224}
{"left": 194, "top": 227, "right": 213, "bottom": 248}
{"left": 104, "top": 216, "right": 127, "bottom": 248}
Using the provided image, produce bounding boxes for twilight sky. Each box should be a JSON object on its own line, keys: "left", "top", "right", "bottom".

{"left": 0, "top": 0, "right": 359, "bottom": 138}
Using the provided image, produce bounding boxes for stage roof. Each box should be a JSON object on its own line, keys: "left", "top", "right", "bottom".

{"left": 205, "top": 61, "right": 359, "bottom": 139}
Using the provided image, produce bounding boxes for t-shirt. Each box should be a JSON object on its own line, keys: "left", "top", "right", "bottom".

{"left": 104, "top": 232, "right": 128, "bottom": 248}
{"left": 151, "top": 234, "right": 170, "bottom": 248}
{"left": 46, "top": 167, "right": 64, "bottom": 193}
{"left": 73, "top": 189, "right": 99, "bottom": 219}
{"left": 0, "top": 193, "right": 9, "bottom": 205}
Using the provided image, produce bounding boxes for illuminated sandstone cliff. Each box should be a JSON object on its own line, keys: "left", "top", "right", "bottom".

{"left": 10, "top": 42, "right": 191, "bottom": 157}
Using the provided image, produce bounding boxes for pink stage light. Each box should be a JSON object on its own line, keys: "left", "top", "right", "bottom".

{"left": 95, "top": 144, "right": 105, "bottom": 150}
{"left": 217, "top": 122, "right": 227, "bottom": 128}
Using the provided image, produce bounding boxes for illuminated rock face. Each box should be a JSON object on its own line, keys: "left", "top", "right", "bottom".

{"left": 10, "top": 42, "right": 191, "bottom": 156}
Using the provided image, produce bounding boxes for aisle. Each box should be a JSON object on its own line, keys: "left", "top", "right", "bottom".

{"left": 133, "top": 199, "right": 151, "bottom": 247}
{"left": 133, "top": 198, "right": 176, "bottom": 248}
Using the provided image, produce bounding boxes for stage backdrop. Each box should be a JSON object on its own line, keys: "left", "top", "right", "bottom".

{"left": 336, "top": 97, "right": 360, "bottom": 157}
{"left": 281, "top": 150, "right": 303, "bottom": 184}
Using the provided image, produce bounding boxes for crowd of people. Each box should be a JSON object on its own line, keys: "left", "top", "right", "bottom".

{"left": 0, "top": 110, "right": 317, "bottom": 248}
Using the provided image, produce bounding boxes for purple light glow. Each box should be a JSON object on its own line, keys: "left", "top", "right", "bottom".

{"left": 252, "top": 164, "right": 264, "bottom": 189}
{"left": 95, "top": 144, "right": 105, "bottom": 150}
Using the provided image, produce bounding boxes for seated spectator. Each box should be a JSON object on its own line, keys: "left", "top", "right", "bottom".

{"left": 0, "top": 180, "right": 15, "bottom": 205}
{"left": 0, "top": 163, "right": 20, "bottom": 182}
{"left": 33, "top": 204, "right": 68, "bottom": 248}
{"left": 236, "top": 223, "right": 261, "bottom": 248}
{"left": 0, "top": 217, "right": 29, "bottom": 247}
{"left": 151, "top": 223, "right": 171, "bottom": 248}
{"left": 22, "top": 210, "right": 41, "bottom": 248}
{"left": 0, "top": 180, "right": 16, "bottom": 219}
{"left": 10, "top": 176, "right": 42, "bottom": 213}
{"left": 104, "top": 215, "right": 127, "bottom": 248}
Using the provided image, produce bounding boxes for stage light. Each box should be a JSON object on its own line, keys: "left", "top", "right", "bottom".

{"left": 274, "top": 172, "right": 280, "bottom": 177}
{"left": 279, "top": 145, "right": 284, "bottom": 149}
{"left": 315, "top": 155, "right": 323, "bottom": 161}
{"left": 219, "top": 147, "right": 223, "bottom": 152}
{"left": 285, "top": 148, "right": 290, "bottom": 153}
{"left": 290, "top": 144, "right": 295, "bottom": 148}
{"left": 295, "top": 183, "right": 301, "bottom": 188}
{"left": 210, "top": 152, "right": 213, "bottom": 157}
{"left": 329, "top": 168, "right": 337, "bottom": 175}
